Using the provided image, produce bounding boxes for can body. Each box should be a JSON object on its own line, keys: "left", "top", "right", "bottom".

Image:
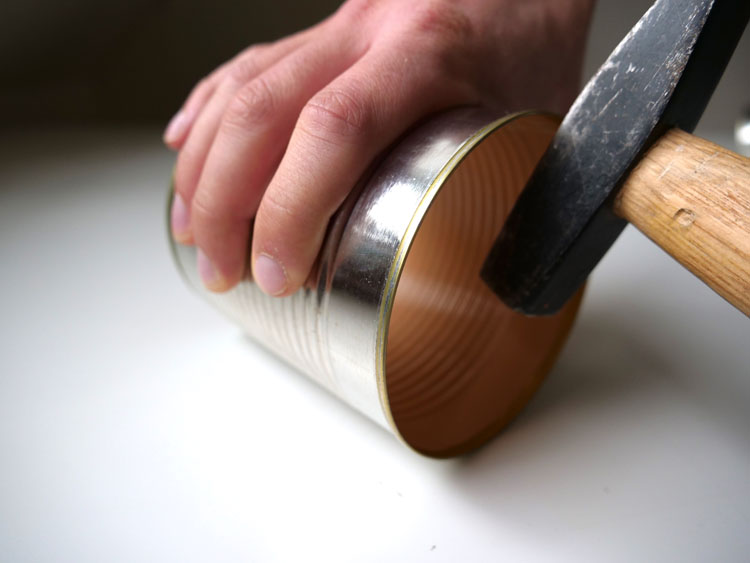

{"left": 170, "top": 108, "right": 583, "bottom": 457}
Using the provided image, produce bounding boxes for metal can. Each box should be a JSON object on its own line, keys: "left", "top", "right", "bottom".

{"left": 169, "top": 108, "right": 583, "bottom": 458}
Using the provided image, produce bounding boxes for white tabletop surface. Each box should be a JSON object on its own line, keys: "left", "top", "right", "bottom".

{"left": 1, "top": 127, "right": 748, "bottom": 562}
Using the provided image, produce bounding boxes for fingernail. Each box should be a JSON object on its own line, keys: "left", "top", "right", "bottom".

{"left": 171, "top": 194, "right": 191, "bottom": 241}
{"left": 164, "top": 110, "right": 190, "bottom": 145}
{"left": 254, "top": 254, "right": 288, "bottom": 296}
{"left": 197, "top": 248, "right": 226, "bottom": 291}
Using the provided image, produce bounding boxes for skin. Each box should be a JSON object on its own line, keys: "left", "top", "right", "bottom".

{"left": 165, "top": 0, "right": 595, "bottom": 297}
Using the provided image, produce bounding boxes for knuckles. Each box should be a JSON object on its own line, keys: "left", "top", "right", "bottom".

{"left": 396, "top": 1, "right": 477, "bottom": 76}
{"left": 181, "top": 0, "right": 483, "bottom": 268}
{"left": 300, "top": 88, "right": 372, "bottom": 142}
{"left": 409, "top": 1, "right": 473, "bottom": 43}
{"left": 259, "top": 187, "right": 299, "bottom": 221}
{"left": 255, "top": 187, "right": 321, "bottom": 250}
{"left": 336, "top": 0, "right": 379, "bottom": 25}
{"left": 223, "top": 77, "right": 276, "bottom": 130}
{"left": 190, "top": 191, "right": 225, "bottom": 232}
{"left": 227, "top": 46, "right": 266, "bottom": 83}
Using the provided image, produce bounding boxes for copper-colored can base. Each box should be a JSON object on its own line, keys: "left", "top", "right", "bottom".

{"left": 170, "top": 108, "right": 583, "bottom": 458}
{"left": 382, "top": 112, "right": 582, "bottom": 456}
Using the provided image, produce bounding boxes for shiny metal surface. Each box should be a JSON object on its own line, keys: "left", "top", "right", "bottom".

{"left": 170, "top": 108, "right": 583, "bottom": 457}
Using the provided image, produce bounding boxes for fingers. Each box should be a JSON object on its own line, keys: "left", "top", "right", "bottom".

{"left": 250, "top": 46, "right": 471, "bottom": 296}
{"left": 162, "top": 62, "right": 228, "bottom": 150}
{"left": 166, "top": 0, "right": 594, "bottom": 300}
{"left": 164, "top": 30, "right": 310, "bottom": 202}
{"left": 187, "top": 36, "right": 366, "bottom": 291}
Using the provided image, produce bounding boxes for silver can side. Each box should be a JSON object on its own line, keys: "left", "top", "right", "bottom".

{"left": 168, "top": 107, "right": 583, "bottom": 458}
{"left": 325, "top": 107, "right": 508, "bottom": 436}
{"left": 168, "top": 107, "right": 500, "bottom": 433}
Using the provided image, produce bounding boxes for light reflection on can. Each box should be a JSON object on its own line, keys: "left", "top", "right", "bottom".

{"left": 169, "top": 108, "right": 583, "bottom": 458}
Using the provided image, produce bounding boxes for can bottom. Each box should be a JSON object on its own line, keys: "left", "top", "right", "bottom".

{"left": 384, "top": 114, "right": 584, "bottom": 457}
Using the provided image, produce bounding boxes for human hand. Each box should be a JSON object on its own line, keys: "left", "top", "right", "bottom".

{"left": 165, "top": 0, "right": 594, "bottom": 296}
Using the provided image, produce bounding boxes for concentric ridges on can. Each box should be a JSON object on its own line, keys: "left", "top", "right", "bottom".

{"left": 210, "top": 281, "right": 337, "bottom": 393}
{"left": 168, "top": 108, "right": 584, "bottom": 457}
{"left": 171, "top": 240, "right": 339, "bottom": 394}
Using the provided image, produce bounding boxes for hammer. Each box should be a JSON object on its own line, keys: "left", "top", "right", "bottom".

{"left": 481, "top": 0, "right": 750, "bottom": 317}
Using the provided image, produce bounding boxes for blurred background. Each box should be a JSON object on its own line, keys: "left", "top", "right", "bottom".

{"left": 1, "top": 0, "right": 747, "bottom": 133}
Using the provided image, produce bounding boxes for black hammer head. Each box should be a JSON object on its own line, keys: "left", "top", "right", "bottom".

{"left": 481, "top": 0, "right": 750, "bottom": 315}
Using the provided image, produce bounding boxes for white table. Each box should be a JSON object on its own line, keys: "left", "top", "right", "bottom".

{"left": 1, "top": 128, "right": 748, "bottom": 562}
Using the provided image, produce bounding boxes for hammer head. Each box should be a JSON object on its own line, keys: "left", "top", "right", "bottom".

{"left": 481, "top": 0, "right": 750, "bottom": 315}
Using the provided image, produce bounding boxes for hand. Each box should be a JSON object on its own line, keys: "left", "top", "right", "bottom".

{"left": 165, "top": 0, "right": 594, "bottom": 296}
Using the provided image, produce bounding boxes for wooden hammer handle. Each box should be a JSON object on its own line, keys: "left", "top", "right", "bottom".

{"left": 613, "top": 128, "right": 750, "bottom": 316}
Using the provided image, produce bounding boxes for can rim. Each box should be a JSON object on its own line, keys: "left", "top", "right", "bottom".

{"left": 374, "top": 110, "right": 583, "bottom": 457}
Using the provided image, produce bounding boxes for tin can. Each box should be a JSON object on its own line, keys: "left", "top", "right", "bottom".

{"left": 169, "top": 108, "right": 583, "bottom": 458}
